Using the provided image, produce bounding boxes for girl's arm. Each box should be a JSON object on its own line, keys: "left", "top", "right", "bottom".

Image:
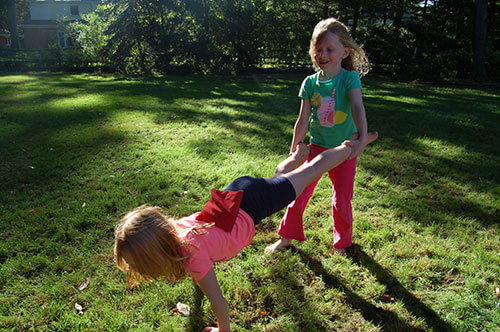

{"left": 290, "top": 98, "right": 311, "bottom": 153}
{"left": 349, "top": 88, "right": 368, "bottom": 159}
{"left": 198, "top": 267, "right": 230, "bottom": 332}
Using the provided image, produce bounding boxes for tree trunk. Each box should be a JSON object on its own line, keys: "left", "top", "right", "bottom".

{"left": 351, "top": 5, "right": 360, "bottom": 38}
{"left": 393, "top": 0, "right": 404, "bottom": 30}
{"left": 7, "top": 0, "right": 20, "bottom": 49}
{"left": 472, "top": 0, "right": 488, "bottom": 81}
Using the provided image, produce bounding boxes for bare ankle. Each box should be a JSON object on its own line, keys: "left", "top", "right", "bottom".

{"left": 264, "top": 238, "right": 292, "bottom": 254}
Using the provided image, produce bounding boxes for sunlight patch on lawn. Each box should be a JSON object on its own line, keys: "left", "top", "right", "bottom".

{"left": 383, "top": 95, "right": 427, "bottom": 107}
{"left": 0, "top": 75, "right": 38, "bottom": 83}
{"left": 412, "top": 136, "right": 468, "bottom": 156}
{"left": 48, "top": 94, "right": 108, "bottom": 111}
{"left": 196, "top": 97, "right": 256, "bottom": 108}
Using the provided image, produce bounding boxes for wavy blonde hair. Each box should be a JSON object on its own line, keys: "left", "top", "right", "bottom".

{"left": 309, "top": 18, "right": 370, "bottom": 77}
{"left": 114, "top": 205, "right": 214, "bottom": 287}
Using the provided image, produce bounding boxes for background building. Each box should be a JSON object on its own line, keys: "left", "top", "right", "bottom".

{"left": 21, "top": 0, "right": 100, "bottom": 50}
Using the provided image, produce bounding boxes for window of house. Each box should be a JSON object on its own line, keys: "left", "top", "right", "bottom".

{"left": 58, "top": 31, "right": 67, "bottom": 48}
{"left": 70, "top": 5, "right": 79, "bottom": 16}
{"left": 57, "top": 31, "right": 74, "bottom": 48}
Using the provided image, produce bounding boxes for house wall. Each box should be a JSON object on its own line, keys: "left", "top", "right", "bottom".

{"left": 0, "top": 36, "right": 10, "bottom": 49}
{"left": 30, "top": 0, "right": 99, "bottom": 20}
{"left": 22, "top": 0, "right": 100, "bottom": 49}
{"left": 23, "top": 27, "right": 57, "bottom": 50}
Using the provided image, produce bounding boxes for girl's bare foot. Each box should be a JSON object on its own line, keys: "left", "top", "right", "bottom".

{"left": 329, "top": 248, "right": 347, "bottom": 256}
{"left": 273, "top": 143, "right": 310, "bottom": 177}
{"left": 264, "top": 238, "right": 292, "bottom": 254}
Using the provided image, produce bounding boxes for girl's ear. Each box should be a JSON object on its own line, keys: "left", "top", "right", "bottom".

{"left": 342, "top": 47, "right": 350, "bottom": 59}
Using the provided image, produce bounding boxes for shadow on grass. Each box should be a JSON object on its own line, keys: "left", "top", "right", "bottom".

{"left": 346, "top": 244, "right": 457, "bottom": 332}
{"left": 188, "top": 286, "right": 207, "bottom": 332}
{"left": 256, "top": 259, "right": 337, "bottom": 331}
{"left": 295, "top": 246, "right": 435, "bottom": 332}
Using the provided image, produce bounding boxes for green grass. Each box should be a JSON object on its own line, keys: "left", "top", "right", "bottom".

{"left": 0, "top": 72, "right": 499, "bottom": 332}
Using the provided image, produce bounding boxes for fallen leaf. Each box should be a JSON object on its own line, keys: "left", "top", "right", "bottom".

{"left": 238, "top": 292, "right": 251, "bottom": 299}
{"left": 82, "top": 202, "right": 86, "bottom": 208}
{"left": 29, "top": 166, "right": 35, "bottom": 169}
{"left": 74, "top": 303, "right": 84, "bottom": 314}
{"left": 176, "top": 302, "right": 190, "bottom": 316}
{"left": 259, "top": 311, "right": 267, "bottom": 316}
{"left": 381, "top": 294, "right": 395, "bottom": 302}
{"left": 496, "top": 287, "right": 500, "bottom": 298}
{"left": 28, "top": 209, "right": 39, "bottom": 215}
{"left": 172, "top": 308, "right": 179, "bottom": 313}
{"left": 78, "top": 277, "right": 90, "bottom": 291}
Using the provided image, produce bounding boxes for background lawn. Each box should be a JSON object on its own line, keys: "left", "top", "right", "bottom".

{"left": 0, "top": 72, "right": 499, "bottom": 332}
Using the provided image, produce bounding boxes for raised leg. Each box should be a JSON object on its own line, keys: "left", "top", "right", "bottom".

{"left": 283, "top": 132, "right": 377, "bottom": 198}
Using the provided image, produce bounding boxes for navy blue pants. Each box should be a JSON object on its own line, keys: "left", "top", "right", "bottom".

{"left": 224, "top": 176, "right": 296, "bottom": 225}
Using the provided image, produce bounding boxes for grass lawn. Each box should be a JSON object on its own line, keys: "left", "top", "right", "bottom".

{"left": 0, "top": 72, "right": 499, "bottom": 332}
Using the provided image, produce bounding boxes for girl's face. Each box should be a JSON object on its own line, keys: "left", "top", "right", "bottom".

{"left": 314, "top": 31, "right": 350, "bottom": 76}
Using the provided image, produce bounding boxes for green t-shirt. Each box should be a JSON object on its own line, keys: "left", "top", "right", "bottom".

{"left": 299, "top": 69, "right": 362, "bottom": 148}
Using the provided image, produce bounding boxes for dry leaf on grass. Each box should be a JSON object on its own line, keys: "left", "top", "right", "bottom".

{"left": 29, "top": 209, "right": 39, "bottom": 215}
{"left": 78, "top": 277, "right": 90, "bottom": 291}
{"left": 74, "top": 303, "right": 84, "bottom": 315}
{"left": 176, "top": 302, "right": 190, "bottom": 316}
{"left": 238, "top": 292, "right": 251, "bottom": 299}
{"left": 381, "top": 294, "right": 395, "bottom": 302}
{"left": 259, "top": 311, "right": 267, "bottom": 316}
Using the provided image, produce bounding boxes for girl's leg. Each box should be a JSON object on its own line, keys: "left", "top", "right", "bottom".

{"left": 265, "top": 145, "right": 325, "bottom": 254}
{"left": 265, "top": 132, "right": 378, "bottom": 254}
{"left": 284, "top": 131, "right": 377, "bottom": 197}
{"left": 283, "top": 145, "right": 351, "bottom": 198}
{"left": 327, "top": 157, "right": 356, "bottom": 254}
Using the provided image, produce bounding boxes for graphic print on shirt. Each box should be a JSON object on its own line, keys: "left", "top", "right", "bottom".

{"left": 317, "top": 87, "right": 336, "bottom": 127}
{"left": 313, "top": 88, "right": 348, "bottom": 127}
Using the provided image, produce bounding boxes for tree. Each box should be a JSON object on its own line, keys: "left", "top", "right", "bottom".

{"left": 7, "top": 0, "right": 20, "bottom": 49}
{"left": 472, "top": 0, "right": 488, "bottom": 81}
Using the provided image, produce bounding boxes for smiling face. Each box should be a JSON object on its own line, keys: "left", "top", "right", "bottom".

{"left": 313, "top": 31, "right": 350, "bottom": 78}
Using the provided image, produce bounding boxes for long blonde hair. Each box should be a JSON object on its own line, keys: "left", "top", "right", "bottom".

{"left": 309, "top": 18, "right": 370, "bottom": 77}
{"left": 114, "top": 205, "right": 197, "bottom": 287}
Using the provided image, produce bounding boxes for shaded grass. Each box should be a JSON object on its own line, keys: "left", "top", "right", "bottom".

{"left": 0, "top": 72, "right": 499, "bottom": 331}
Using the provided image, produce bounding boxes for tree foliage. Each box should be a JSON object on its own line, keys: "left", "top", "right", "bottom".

{"left": 61, "top": 0, "right": 499, "bottom": 79}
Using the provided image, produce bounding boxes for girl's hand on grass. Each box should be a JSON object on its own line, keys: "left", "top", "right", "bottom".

{"left": 202, "top": 327, "right": 222, "bottom": 332}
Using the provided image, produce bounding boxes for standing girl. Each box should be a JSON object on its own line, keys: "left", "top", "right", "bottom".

{"left": 265, "top": 17, "right": 372, "bottom": 255}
